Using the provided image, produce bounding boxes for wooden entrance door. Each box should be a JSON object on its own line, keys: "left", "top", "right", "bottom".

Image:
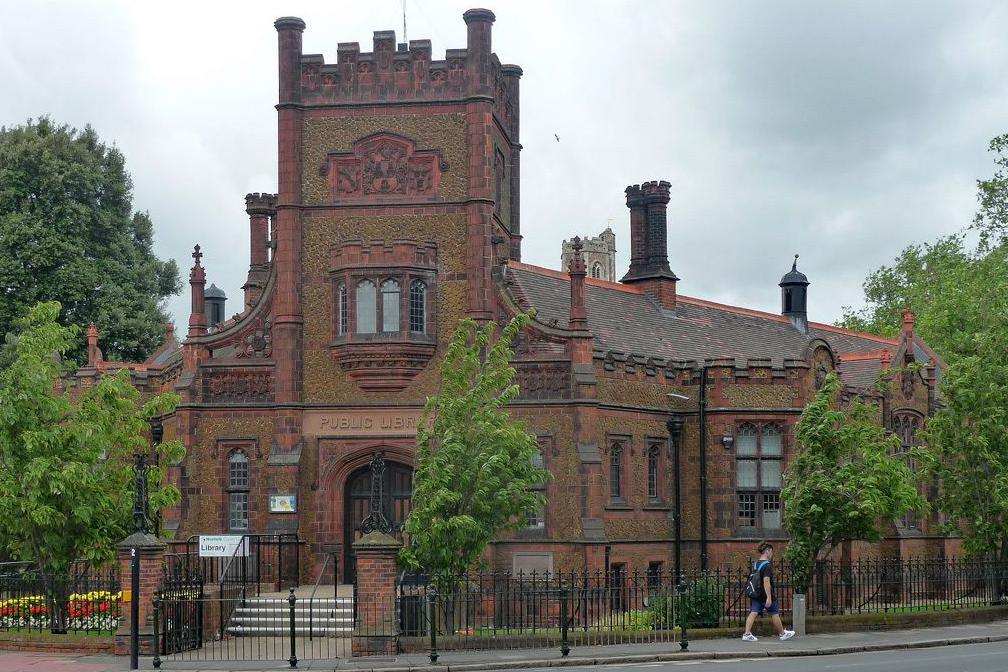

{"left": 343, "top": 460, "right": 413, "bottom": 582}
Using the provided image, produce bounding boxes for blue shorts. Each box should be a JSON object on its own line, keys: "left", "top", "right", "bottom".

{"left": 751, "top": 599, "right": 779, "bottom": 615}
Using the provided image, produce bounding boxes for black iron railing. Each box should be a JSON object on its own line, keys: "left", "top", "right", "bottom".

{"left": 163, "top": 533, "right": 301, "bottom": 594}
{"left": 0, "top": 561, "right": 121, "bottom": 635}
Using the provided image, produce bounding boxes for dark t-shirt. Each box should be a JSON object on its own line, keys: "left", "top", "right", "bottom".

{"left": 756, "top": 560, "right": 775, "bottom": 602}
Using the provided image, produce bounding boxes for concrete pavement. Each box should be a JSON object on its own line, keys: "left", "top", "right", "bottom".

{"left": 2, "top": 619, "right": 1006, "bottom": 671}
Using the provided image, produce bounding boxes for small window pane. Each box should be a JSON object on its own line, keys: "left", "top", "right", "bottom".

{"left": 229, "top": 492, "right": 249, "bottom": 530}
{"left": 761, "top": 426, "right": 782, "bottom": 456}
{"left": 356, "top": 281, "right": 376, "bottom": 334}
{"left": 229, "top": 451, "right": 248, "bottom": 488}
{"left": 381, "top": 280, "right": 400, "bottom": 332}
{"left": 736, "top": 460, "right": 757, "bottom": 488}
{"left": 738, "top": 494, "right": 756, "bottom": 527}
{"left": 410, "top": 281, "right": 426, "bottom": 334}
{"left": 761, "top": 460, "right": 782, "bottom": 489}
{"left": 527, "top": 503, "right": 545, "bottom": 530}
{"left": 736, "top": 426, "right": 757, "bottom": 456}
{"left": 763, "top": 493, "right": 781, "bottom": 528}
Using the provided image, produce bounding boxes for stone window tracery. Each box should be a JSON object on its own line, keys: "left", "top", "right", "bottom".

{"left": 592, "top": 262, "right": 602, "bottom": 279}
{"left": 736, "top": 423, "right": 783, "bottom": 529}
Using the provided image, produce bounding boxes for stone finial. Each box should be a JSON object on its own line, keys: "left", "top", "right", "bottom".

{"left": 86, "top": 322, "right": 103, "bottom": 367}
{"left": 901, "top": 308, "right": 915, "bottom": 338}
{"left": 188, "top": 245, "right": 207, "bottom": 338}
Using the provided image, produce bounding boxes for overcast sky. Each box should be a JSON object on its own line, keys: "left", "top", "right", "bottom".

{"left": 1, "top": 1, "right": 1005, "bottom": 330}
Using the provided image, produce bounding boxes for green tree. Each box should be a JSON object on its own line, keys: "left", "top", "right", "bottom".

{"left": 974, "top": 133, "right": 1008, "bottom": 250}
{"left": 0, "top": 118, "right": 180, "bottom": 365}
{"left": 783, "top": 373, "right": 923, "bottom": 591}
{"left": 401, "top": 313, "right": 550, "bottom": 586}
{"left": 921, "top": 244, "right": 1008, "bottom": 570}
{"left": 836, "top": 234, "right": 971, "bottom": 354}
{"left": 0, "top": 302, "right": 183, "bottom": 630}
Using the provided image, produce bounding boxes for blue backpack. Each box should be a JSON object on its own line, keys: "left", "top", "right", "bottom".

{"left": 745, "top": 560, "right": 770, "bottom": 599}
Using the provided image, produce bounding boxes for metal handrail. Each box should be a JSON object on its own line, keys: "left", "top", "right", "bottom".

{"left": 307, "top": 552, "right": 333, "bottom": 640}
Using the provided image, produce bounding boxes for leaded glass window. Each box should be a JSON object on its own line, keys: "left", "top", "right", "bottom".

{"left": 337, "top": 283, "right": 347, "bottom": 335}
{"left": 356, "top": 280, "right": 376, "bottom": 334}
{"left": 409, "top": 280, "right": 426, "bottom": 334}
{"left": 735, "top": 424, "right": 784, "bottom": 529}
{"left": 381, "top": 279, "right": 400, "bottom": 333}
{"left": 228, "top": 450, "right": 249, "bottom": 531}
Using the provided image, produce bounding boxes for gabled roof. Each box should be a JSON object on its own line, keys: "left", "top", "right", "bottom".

{"left": 507, "top": 261, "right": 901, "bottom": 369}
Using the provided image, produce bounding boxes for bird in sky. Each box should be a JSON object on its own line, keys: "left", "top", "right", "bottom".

{"left": 554, "top": 133, "right": 560, "bottom": 142}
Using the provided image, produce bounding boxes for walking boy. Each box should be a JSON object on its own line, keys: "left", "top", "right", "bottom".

{"left": 742, "top": 542, "right": 795, "bottom": 642}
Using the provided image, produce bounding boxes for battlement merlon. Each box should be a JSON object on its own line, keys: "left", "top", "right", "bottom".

{"left": 274, "top": 10, "right": 520, "bottom": 120}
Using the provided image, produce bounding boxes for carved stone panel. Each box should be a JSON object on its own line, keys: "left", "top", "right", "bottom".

{"left": 202, "top": 369, "right": 274, "bottom": 403}
{"left": 515, "top": 362, "right": 571, "bottom": 400}
{"left": 320, "top": 133, "right": 446, "bottom": 202}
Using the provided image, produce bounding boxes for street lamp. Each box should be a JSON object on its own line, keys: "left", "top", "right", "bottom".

{"left": 666, "top": 415, "right": 685, "bottom": 580}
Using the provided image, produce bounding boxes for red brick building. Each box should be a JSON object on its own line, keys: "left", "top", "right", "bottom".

{"left": 75, "top": 9, "right": 955, "bottom": 582}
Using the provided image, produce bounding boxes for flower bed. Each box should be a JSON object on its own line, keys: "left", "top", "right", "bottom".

{"left": 0, "top": 591, "right": 122, "bottom": 633}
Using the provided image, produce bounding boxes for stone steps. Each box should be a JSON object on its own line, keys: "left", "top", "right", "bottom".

{"left": 226, "top": 597, "right": 354, "bottom": 636}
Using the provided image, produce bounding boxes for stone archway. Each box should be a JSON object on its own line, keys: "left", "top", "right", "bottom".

{"left": 342, "top": 455, "right": 413, "bottom": 582}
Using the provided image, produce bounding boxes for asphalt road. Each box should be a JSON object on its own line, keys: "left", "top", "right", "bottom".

{"left": 520, "top": 641, "right": 1008, "bottom": 672}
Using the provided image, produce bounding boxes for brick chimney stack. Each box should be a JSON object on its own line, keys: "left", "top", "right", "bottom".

{"left": 621, "top": 180, "right": 678, "bottom": 309}
{"left": 568, "top": 237, "right": 588, "bottom": 331}
{"left": 188, "top": 245, "right": 207, "bottom": 338}
{"left": 274, "top": 17, "right": 305, "bottom": 105}
{"left": 901, "top": 308, "right": 915, "bottom": 339}
{"left": 86, "top": 323, "right": 103, "bottom": 367}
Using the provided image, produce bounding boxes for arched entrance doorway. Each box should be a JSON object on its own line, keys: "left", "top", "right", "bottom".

{"left": 343, "top": 455, "right": 413, "bottom": 582}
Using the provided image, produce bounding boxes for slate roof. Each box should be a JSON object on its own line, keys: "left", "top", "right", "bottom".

{"left": 507, "top": 261, "right": 902, "bottom": 370}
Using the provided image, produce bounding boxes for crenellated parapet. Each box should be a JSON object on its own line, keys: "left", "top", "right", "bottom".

{"left": 277, "top": 10, "right": 519, "bottom": 137}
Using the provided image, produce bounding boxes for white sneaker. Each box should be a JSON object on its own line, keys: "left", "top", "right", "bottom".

{"left": 741, "top": 632, "right": 758, "bottom": 642}
{"left": 780, "top": 630, "right": 795, "bottom": 641}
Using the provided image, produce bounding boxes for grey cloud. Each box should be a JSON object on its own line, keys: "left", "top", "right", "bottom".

{"left": 1, "top": 0, "right": 1005, "bottom": 334}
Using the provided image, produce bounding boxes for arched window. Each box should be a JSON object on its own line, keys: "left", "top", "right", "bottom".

{"left": 610, "top": 443, "right": 624, "bottom": 500}
{"left": 647, "top": 444, "right": 661, "bottom": 500}
{"left": 410, "top": 280, "right": 426, "bottom": 334}
{"left": 591, "top": 262, "right": 602, "bottom": 279}
{"left": 356, "top": 280, "right": 376, "bottom": 334}
{"left": 337, "top": 283, "right": 347, "bottom": 335}
{"left": 228, "top": 450, "right": 249, "bottom": 531}
{"left": 381, "top": 279, "right": 400, "bottom": 333}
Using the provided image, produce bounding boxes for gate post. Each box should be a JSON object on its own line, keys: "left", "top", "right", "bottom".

{"left": 351, "top": 531, "right": 402, "bottom": 656}
{"left": 114, "top": 532, "right": 167, "bottom": 656}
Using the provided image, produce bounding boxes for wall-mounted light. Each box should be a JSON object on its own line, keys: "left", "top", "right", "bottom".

{"left": 722, "top": 434, "right": 734, "bottom": 450}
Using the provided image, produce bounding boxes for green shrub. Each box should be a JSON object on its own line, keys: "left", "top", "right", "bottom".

{"left": 594, "top": 609, "right": 653, "bottom": 631}
{"left": 680, "top": 575, "right": 725, "bottom": 628}
{"left": 647, "top": 594, "right": 675, "bottom": 629}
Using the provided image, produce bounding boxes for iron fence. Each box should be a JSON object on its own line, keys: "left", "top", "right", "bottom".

{"left": 397, "top": 557, "right": 1008, "bottom": 652}
{"left": 153, "top": 589, "right": 350, "bottom": 668}
{"left": 0, "top": 561, "right": 121, "bottom": 635}
{"left": 163, "top": 533, "right": 301, "bottom": 594}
